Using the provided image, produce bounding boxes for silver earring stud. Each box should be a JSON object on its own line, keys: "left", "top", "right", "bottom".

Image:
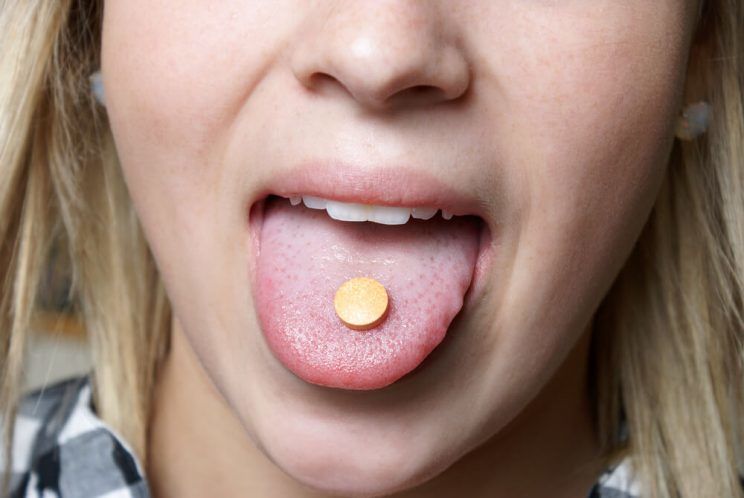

{"left": 89, "top": 69, "right": 106, "bottom": 106}
{"left": 675, "top": 101, "right": 711, "bottom": 141}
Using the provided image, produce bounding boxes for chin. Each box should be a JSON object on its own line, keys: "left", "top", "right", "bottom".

{"left": 272, "top": 449, "right": 446, "bottom": 498}
{"left": 257, "top": 412, "right": 458, "bottom": 497}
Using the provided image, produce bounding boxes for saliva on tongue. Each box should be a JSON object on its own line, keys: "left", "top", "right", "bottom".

{"left": 254, "top": 197, "right": 480, "bottom": 390}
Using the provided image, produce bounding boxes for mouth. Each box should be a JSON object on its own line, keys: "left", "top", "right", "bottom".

{"left": 247, "top": 164, "right": 493, "bottom": 391}
{"left": 286, "top": 194, "right": 465, "bottom": 223}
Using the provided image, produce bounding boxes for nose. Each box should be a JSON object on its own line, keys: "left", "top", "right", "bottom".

{"left": 290, "top": 2, "right": 471, "bottom": 111}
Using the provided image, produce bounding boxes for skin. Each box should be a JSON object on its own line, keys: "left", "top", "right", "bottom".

{"left": 100, "top": 1, "right": 702, "bottom": 496}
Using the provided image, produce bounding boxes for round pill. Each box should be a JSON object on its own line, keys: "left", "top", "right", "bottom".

{"left": 334, "top": 277, "right": 389, "bottom": 331}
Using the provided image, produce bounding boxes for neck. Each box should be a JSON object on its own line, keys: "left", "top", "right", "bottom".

{"left": 147, "top": 321, "right": 603, "bottom": 498}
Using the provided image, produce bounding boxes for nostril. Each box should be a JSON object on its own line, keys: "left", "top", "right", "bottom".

{"left": 405, "top": 84, "right": 445, "bottom": 98}
{"left": 388, "top": 84, "right": 449, "bottom": 108}
{"left": 304, "top": 72, "right": 340, "bottom": 91}
{"left": 409, "top": 85, "right": 439, "bottom": 94}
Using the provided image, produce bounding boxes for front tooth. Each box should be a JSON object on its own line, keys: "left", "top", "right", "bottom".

{"left": 326, "top": 200, "right": 370, "bottom": 222}
{"left": 302, "top": 196, "right": 327, "bottom": 210}
{"left": 411, "top": 207, "right": 438, "bottom": 220}
{"left": 442, "top": 210, "right": 454, "bottom": 220}
{"left": 367, "top": 206, "right": 411, "bottom": 225}
{"left": 289, "top": 196, "right": 302, "bottom": 206}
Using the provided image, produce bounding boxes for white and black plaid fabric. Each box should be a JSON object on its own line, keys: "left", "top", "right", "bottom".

{"left": 2, "top": 375, "right": 641, "bottom": 497}
{"left": 2, "top": 376, "right": 147, "bottom": 497}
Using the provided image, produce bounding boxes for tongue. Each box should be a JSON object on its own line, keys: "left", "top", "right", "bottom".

{"left": 254, "top": 197, "right": 480, "bottom": 390}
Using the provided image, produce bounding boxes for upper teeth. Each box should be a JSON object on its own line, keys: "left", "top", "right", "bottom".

{"left": 286, "top": 195, "right": 453, "bottom": 225}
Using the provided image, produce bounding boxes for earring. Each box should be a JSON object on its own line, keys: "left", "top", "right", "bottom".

{"left": 675, "top": 101, "right": 711, "bottom": 141}
{"left": 89, "top": 69, "right": 106, "bottom": 106}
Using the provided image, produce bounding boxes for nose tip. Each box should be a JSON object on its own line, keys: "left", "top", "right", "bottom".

{"left": 290, "top": 4, "right": 471, "bottom": 111}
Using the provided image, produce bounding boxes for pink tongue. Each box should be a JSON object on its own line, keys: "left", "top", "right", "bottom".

{"left": 254, "top": 197, "right": 480, "bottom": 390}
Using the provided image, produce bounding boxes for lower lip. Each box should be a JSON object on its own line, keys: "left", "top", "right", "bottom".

{"left": 247, "top": 198, "right": 493, "bottom": 389}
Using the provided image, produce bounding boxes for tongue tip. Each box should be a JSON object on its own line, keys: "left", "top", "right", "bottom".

{"left": 295, "top": 369, "right": 401, "bottom": 391}
{"left": 274, "top": 337, "right": 443, "bottom": 391}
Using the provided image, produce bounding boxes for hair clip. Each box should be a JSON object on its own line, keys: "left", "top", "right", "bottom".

{"left": 675, "top": 101, "right": 711, "bottom": 141}
{"left": 89, "top": 69, "right": 106, "bottom": 106}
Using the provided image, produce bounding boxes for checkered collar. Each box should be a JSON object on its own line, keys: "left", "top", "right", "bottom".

{"left": 5, "top": 375, "right": 148, "bottom": 497}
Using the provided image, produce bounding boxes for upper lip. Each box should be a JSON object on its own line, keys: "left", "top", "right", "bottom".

{"left": 255, "top": 160, "right": 490, "bottom": 221}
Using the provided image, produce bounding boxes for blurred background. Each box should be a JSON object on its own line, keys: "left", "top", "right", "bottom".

{"left": 23, "top": 241, "right": 91, "bottom": 392}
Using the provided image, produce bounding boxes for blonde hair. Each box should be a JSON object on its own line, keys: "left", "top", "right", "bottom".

{"left": 0, "top": 0, "right": 170, "bottom": 492}
{"left": 1, "top": 1, "right": 742, "bottom": 496}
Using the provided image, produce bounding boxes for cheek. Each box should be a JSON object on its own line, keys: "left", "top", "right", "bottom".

{"left": 477, "top": 2, "right": 690, "bottom": 210}
{"left": 100, "top": 0, "right": 297, "bottom": 223}
{"left": 469, "top": 4, "right": 692, "bottom": 364}
{"left": 100, "top": 1, "right": 301, "bottom": 320}
{"left": 524, "top": 17, "right": 686, "bottom": 284}
{"left": 99, "top": 2, "right": 302, "bottom": 367}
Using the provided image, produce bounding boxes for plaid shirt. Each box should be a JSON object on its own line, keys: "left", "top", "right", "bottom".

{"left": 2, "top": 375, "right": 640, "bottom": 497}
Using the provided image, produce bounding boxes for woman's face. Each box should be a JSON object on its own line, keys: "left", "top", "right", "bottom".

{"left": 102, "top": 1, "right": 699, "bottom": 495}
